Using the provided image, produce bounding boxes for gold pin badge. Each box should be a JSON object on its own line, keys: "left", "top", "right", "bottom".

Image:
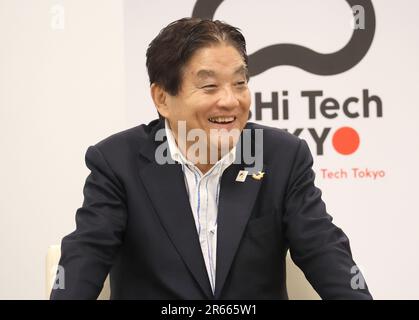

{"left": 235, "top": 170, "right": 248, "bottom": 182}
{"left": 252, "top": 171, "right": 265, "bottom": 180}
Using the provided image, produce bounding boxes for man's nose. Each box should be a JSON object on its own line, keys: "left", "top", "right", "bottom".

{"left": 216, "top": 86, "right": 240, "bottom": 109}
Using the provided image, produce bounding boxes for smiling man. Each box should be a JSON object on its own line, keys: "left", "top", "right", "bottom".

{"left": 51, "top": 18, "right": 372, "bottom": 300}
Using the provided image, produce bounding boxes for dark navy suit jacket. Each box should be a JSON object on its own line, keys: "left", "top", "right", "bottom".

{"left": 51, "top": 119, "right": 372, "bottom": 299}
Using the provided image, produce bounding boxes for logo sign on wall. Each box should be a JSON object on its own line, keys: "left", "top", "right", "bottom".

{"left": 193, "top": 0, "right": 385, "bottom": 181}
{"left": 124, "top": 0, "right": 419, "bottom": 298}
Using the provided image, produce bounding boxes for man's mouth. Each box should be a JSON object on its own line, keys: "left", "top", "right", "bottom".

{"left": 208, "top": 116, "right": 236, "bottom": 124}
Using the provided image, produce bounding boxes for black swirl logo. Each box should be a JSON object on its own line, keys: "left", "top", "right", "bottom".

{"left": 192, "top": 0, "right": 376, "bottom": 77}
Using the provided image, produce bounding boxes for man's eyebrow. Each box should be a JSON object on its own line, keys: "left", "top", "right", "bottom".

{"left": 233, "top": 65, "right": 248, "bottom": 76}
{"left": 195, "top": 65, "right": 248, "bottom": 80}
{"left": 196, "top": 69, "right": 216, "bottom": 80}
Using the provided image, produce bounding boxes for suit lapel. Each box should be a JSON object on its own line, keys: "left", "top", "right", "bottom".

{"left": 214, "top": 163, "right": 264, "bottom": 298}
{"left": 137, "top": 121, "right": 213, "bottom": 299}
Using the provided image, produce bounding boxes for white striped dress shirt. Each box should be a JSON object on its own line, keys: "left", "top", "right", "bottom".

{"left": 164, "top": 120, "right": 236, "bottom": 293}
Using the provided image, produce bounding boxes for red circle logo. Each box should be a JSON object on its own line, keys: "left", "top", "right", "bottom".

{"left": 332, "top": 127, "right": 360, "bottom": 155}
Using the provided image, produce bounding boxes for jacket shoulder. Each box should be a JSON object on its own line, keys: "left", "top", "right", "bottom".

{"left": 94, "top": 119, "right": 160, "bottom": 155}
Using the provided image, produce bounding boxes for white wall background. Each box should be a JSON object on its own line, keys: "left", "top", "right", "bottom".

{"left": 0, "top": 0, "right": 126, "bottom": 299}
{"left": 1, "top": 0, "right": 418, "bottom": 299}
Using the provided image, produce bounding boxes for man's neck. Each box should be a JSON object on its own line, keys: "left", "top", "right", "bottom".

{"left": 165, "top": 119, "right": 236, "bottom": 175}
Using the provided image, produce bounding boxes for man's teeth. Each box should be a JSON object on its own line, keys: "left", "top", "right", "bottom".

{"left": 208, "top": 116, "right": 235, "bottom": 123}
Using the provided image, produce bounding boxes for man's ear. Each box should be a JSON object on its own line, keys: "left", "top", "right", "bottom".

{"left": 150, "top": 83, "right": 170, "bottom": 118}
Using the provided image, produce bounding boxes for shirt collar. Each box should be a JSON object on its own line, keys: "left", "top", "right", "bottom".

{"left": 164, "top": 119, "right": 236, "bottom": 175}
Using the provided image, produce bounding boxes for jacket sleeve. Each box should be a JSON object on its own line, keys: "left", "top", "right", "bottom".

{"left": 283, "top": 139, "right": 372, "bottom": 300}
{"left": 50, "top": 145, "right": 127, "bottom": 299}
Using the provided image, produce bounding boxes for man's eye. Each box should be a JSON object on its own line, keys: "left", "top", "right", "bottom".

{"left": 235, "top": 81, "right": 247, "bottom": 89}
{"left": 202, "top": 84, "right": 217, "bottom": 89}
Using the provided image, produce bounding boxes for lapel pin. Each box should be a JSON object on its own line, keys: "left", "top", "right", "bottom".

{"left": 252, "top": 171, "right": 265, "bottom": 180}
{"left": 235, "top": 170, "right": 248, "bottom": 182}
